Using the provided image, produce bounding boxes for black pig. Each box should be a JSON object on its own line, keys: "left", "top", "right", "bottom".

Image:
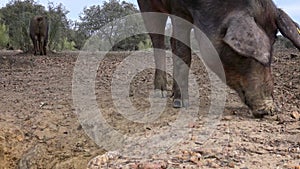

{"left": 138, "top": 0, "right": 300, "bottom": 118}
{"left": 29, "top": 15, "right": 49, "bottom": 55}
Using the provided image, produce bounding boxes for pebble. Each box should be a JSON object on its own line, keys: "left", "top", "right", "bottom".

{"left": 222, "top": 116, "right": 233, "bottom": 121}
{"left": 291, "top": 111, "right": 300, "bottom": 120}
{"left": 228, "top": 162, "right": 235, "bottom": 168}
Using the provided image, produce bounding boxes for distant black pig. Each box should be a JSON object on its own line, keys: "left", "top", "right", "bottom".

{"left": 138, "top": 0, "right": 300, "bottom": 118}
{"left": 29, "top": 15, "right": 49, "bottom": 55}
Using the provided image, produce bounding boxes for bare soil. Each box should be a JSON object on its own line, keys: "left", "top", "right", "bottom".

{"left": 0, "top": 48, "right": 299, "bottom": 169}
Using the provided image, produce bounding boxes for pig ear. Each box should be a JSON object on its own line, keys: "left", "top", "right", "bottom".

{"left": 223, "top": 16, "right": 271, "bottom": 65}
{"left": 276, "top": 8, "right": 300, "bottom": 49}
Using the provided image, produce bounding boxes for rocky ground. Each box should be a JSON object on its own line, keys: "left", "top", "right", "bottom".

{"left": 0, "top": 48, "right": 299, "bottom": 169}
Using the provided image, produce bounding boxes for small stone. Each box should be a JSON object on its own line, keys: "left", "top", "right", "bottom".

{"left": 39, "top": 102, "right": 47, "bottom": 107}
{"left": 222, "top": 116, "right": 233, "bottom": 121}
{"left": 106, "top": 151, "right": 121, "bottom": 160}
{"left": 16, "top": 134, "right": 24, "bottom": 142}
{"left": 206, "top": 160, "right": 219, "bottom": 168}
{"left": 188, "top": 122, "right": 197, "bottom": 128}
{"left": 228, "top": 162, "right": 235, "bottom": 168}
{"left": 34, "top": 130, "right": 45, "bottom": 140}
{"left": 190, "top": 155, "right": 202, "bottom": 165}
{"left": 291, "top": 111, "right": 300, "bottom": 120}
{"left": 129, "top": 164, "right": 138, "bottom": 169}
{"left": 285, "top": 165, "right": 300, "bottom": 169}
{"left": 88, "top": 154, "right": 109, "bottom": 166}
{"left": 290, "top": 53, "right": 299, "bottom": 59}
{"left": 191, "top": 135, "right": 196, "bottom": 141}
{"left": 56, "top": 105, "right": 64, "bottom": 109}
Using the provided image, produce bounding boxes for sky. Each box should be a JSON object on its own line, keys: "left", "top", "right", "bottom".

{"left": 0, "top": 0, "right": 299, "bottom": 24}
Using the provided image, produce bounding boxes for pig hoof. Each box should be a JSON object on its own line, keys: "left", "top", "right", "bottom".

{"left": 173, "top": 99, "right": 183, "bottom": 108}
{"left": 153, "top": 89, "right": 162, "bottom": 98}
{"left": 154, "top": 89, "right": 168, "bottom": 98}
{"left": 173, "top": 99, "right": 189, "bottom": 108}
{"left": 252, "top": 111, "right": 268, "bottom": 118}
{"left": 252, "top": 108, "right": 274, "bottom": 118}
{"left": 161, "top": 90, "right": 168, "bottom": 98}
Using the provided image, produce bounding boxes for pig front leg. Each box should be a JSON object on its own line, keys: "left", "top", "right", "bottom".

{"left": 171, "top": 17, "right": 192, "bottom": 108}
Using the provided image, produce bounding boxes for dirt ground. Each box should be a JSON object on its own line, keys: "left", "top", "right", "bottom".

{"left": 0, "top": 48, "right": 299, "bottom": 169}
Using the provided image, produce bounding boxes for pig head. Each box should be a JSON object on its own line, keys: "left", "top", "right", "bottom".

{"left": 185, "top": 0, "right": 300, "bottom": 118}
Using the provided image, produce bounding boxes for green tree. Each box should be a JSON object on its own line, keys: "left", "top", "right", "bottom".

{"left": 138, "top": 38, "right": 152, "bottom": 50}
{"left": 47, "top": 2, "right": 73, "bottom": 51}
{"left": 71, "top": 21, "right": 89, "bottom": 50}
{"left": 0, "top": 0, "right": 45, "bottom": 51}
{"left": 0, "top": 13, "right": 9, "bottom": 49}
{"left": 0, "top": 0, "right": 75, "bottom": 52}
{"left": 78, "top": 0, "right": 147, "bottom": 51}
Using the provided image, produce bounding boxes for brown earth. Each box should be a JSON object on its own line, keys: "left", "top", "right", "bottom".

{"left": 0, "top": 48, "right": 299, "bottom": 169}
